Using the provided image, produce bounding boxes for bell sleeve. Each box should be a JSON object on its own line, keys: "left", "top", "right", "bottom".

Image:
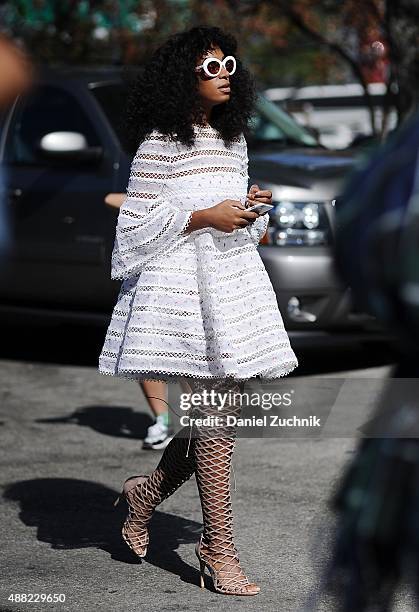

{"left": 110, "top": 132, "right": 193, "bottom": 280}
{"left": 240, "top": 133, "right": 270, "bottom": 246}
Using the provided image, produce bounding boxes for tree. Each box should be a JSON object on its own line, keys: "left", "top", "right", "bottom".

{"left": 240, "top": 0, "right": 419, "bottom": 137}
{"left": 1, "top": 0, "right": 418, "bottom": 137}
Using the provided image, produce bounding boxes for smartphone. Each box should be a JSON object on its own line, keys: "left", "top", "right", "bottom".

{"left": 245, "top": 202, "right": 274, "bottom": 215}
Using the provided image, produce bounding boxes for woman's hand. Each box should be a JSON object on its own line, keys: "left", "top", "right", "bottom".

{"left": 208, "top": 199, "right": 260, "bottom": 233}
{"left": 246, "top": 184, "right": 273, "bottom": 209}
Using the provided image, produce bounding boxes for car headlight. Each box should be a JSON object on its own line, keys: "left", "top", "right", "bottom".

{"left": 265, "top": 201, "right": 331, "bottom": 246}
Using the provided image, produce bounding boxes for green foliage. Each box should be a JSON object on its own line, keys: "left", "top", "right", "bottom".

{"left": 1, "top": 0, "right": 417, "bottom": 127}
{"left": 0, "top": 0, "right": 345, "bottom": 85}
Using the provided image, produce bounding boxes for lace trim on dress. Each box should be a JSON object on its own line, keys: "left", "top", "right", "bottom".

{"left": 173, "top": 149, "right": 241, "bottom": 162}
{"left": 134, "top": 285, "right": 199, "bottom": 296}
{"left": 181, "top": 210, "right": 194, "bottom": 237}
{"left": 130, "top": 171, "right": 170, "bottom": 180}
{"left": 98, "top": 359, "right": 299, "bottom": 384}
{"left": 192, "top": 125, "right": 242, "bottom": 141}
{"left": 107, "top": 323, "right": 287, "bottom": 344}
{"left": 133, "top": 152, "right": 173, "bottom": 163}
{"left": 124, "top": 327, "right": 209, "bottom": 339}
{"left": 142, "top": 132, "right": 170, "bottom": 142}
{"left": 124, "top": 193, "right": 159, "bottom": 202}
{"left": 170, "top": 166, "right": 241, "bottom": 178}
{"left": 136, "top": 265, "right": 197, "bottom": 275}
{"left": 132, "top": 305, "right": 202, "bottom": 317}
{"left": 102, "top": 340, "right": 296, "bottom": 366}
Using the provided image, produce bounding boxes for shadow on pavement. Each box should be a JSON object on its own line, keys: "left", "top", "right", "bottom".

{"left": 36, "top": 406, "right": 153, "bottom": 440}
{"left": 3, "top": 478, "right": 202, "bottom": 586}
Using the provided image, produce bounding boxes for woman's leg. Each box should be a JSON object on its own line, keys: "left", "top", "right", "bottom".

{"left": 139, "top": 379, "right": 168, "bottom": 416}
{"left": 139, "top": 380, "right": 172, "bottom": 449}
{"left": 122, "top": 423, "right": 195, "bottom": 556}
{"left": 190, "top": 377, "right": 260, "bottom": 595}
{"left": 123, "top": 375, "right": 260, "bottom": 594}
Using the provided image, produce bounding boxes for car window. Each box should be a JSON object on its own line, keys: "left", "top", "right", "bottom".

{"left": 251, "top": 95, "right": 318, "bottom": 147}
{"left": 91, "top": 82, "right": 319, "bottom": 154}
{"left": 5, "top": 85, "right": 101, "bottom": 165}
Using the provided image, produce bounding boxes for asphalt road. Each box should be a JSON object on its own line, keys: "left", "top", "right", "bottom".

{"left": 0, "top": 323, "right": 413, "bottom": 612}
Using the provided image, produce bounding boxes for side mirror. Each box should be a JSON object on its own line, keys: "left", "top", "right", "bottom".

{"left": 37, "top": 131, "right": 103, "bottom": 162}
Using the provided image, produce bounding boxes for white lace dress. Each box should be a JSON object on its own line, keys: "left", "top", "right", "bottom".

{"left": 98, "top": 125, "right": 298, "bottom": 382}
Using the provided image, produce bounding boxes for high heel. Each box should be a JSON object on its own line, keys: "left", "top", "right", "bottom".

{"left": 113, "top": 474, "right": 144, "bottom": 507}
{"left": 199, "top": 558, "right": 206, "bottom": 589}
{"left": 115, "top": 474, "right": 150, "bottom": 558}
{"left": 195, "top": 535, "right": 260, "bottom": 596}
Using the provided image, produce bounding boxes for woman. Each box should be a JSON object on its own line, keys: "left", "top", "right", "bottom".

{"left": 98, "top": 25, "right": 298, "bottom": 595}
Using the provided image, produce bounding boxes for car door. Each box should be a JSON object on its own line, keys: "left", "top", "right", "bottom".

{"left": 0, "top": 82, "right": 118, "bottom": 310}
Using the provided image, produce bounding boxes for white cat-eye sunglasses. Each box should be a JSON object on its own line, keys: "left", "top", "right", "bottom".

{"left": 194, "top": 55, "right": 236, "bottom": 78}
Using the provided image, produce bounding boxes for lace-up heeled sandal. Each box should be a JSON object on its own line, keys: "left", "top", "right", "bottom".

{"left": 195, "top": 534, "right": 260, "bottom": 596}
{"left": 113, "top": 434, "right": 196, "bottom": 559}
{"left": 114, "top": 474, "right": 150, "bottom": 558}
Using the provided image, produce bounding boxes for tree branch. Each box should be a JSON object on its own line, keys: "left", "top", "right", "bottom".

{"left": 274, "top": 1, "right": 378, "bottom": 134}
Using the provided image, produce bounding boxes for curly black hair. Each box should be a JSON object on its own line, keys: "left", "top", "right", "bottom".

{"left": 123, "top": 25, "right": 257, "bottom": 155}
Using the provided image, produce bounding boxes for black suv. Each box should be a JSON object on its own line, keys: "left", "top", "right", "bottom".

{"left": 0, "top": 67, "right": 390, "bottom": 343}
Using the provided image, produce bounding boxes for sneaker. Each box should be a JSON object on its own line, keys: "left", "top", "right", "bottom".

{"left": 142, "top": 416, "right": 173, "bottom": 450}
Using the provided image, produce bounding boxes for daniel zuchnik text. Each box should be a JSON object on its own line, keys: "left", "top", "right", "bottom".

{"left": 180, "top": 415, "right": 321, "bottom": 427}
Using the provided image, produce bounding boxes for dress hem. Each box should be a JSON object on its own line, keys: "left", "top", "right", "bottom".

{"left": 97, "top": 359, "right": 299, "bottom": 384}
